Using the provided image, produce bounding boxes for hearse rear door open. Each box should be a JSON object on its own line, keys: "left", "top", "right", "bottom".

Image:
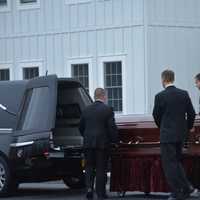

{"left": 10, "top": 75, "right": 58, "bottom": 159}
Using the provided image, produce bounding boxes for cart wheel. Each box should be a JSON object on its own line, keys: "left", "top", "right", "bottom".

{"left": 117, "top": 191, "right": 126, "bottom": 198}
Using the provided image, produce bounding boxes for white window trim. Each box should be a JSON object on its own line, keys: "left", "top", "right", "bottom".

{"left": 65, "top": 0, "right": 91, "bottom": 5}
{"left": 0, "top": 0, "right": 11, "bottom": 13}
{"left": 0, "top": 63, "right": 13, "bottom": 80}
{"left": 66, "top": 58, "right": 93, "bottom": 97}
{"left": 17, "top": 62, "right": 44, "bottom": 80}
{"left": 98, "top": 55, "right": 127, "bottom": 115}
{"left": 17, "top": 0, "right": 40, "bottom": 10}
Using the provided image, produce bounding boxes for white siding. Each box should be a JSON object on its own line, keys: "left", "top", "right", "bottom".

{"left": 147, "top": 0, "right": 200, "bottom": 113}
{"left": 0, "top": 0, "right": 199, "bottom": 114}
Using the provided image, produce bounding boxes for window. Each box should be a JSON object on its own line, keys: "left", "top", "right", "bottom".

{"left": 23, "top": 67, "right": 39, "bottom": 80}
{"left": 17, "top": 0, "right": 40, "bottom": 10}
{"left": 104, "top": 61, "right": 122, "bottom": 112}
{"left": 72, "top": 64, "right": 89, "bottom": 92}
{"left": 20, "top": 0, "right": 37, "bottom": 3}
{"left": 0, "top": 0, "right": 10, "bottom": 12}
{"left": 0, "top": 69, "right": 10, "bottom": 81}
{"left": 0, "top": 0, "right": 7, "bottom": 6}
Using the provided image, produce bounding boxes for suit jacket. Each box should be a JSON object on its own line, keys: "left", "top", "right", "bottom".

{"left": 153, "top": 86, "right": 196, "bottom": 143}
{"left": 79, "top": 101, "right": 119, "bottom": 149}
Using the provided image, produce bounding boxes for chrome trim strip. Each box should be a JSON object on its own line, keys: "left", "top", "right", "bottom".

{"left": 10, "top": 141, "right": 34, "bottom": 147}
{"left": 0, "top": 128, "right": 13, "bottom": 131}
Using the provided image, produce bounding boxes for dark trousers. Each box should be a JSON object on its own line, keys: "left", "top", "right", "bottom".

{"left": 84, "top": 149, "right": 108, "bottom": 198}
{"left": 160, "top": 143, "right": 191, "bottom": 197}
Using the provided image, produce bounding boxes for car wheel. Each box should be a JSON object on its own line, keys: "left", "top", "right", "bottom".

{"left": 63, "top": 174, "right": 85, "bottom": 189}
{"left": 0, "top": 156, "right": 14, "bottom": 197}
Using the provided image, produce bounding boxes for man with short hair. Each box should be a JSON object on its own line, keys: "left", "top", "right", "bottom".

{"left": 153, "top": 70, "right": 199, "bottom": 200}
{"left": 79, "top": 88, "right": 118, "bottom": 200}
{"left": 195, "top": 73, "right": 200, "bottom": 114}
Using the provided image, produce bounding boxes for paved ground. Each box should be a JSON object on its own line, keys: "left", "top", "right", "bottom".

{"left": 1, "top": 181, "right": 197, "bottom": 200}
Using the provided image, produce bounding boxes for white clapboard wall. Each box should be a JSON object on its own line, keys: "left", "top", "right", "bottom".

{"left": 0, "top": 0, "right": 199, "bottom": 115}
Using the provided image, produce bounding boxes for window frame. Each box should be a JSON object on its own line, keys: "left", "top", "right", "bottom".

{"left": 67, "top": 58, "right": 93, "bottom": 96}
{"left": 0, "top": 63, "right": 13, "bottom": 80}
{"left": 71, "top": 63, "right": 89, "bottom": 92}
{"left": 17, "top": 62, "right": 43, "bottom": 80}
{"left": 17, "top": 0, "right": 40, "bottom": 10}
{"left": 23, "top": 67, "right": 39, "bottom": 80}
{"left": 65, "top": 0, "right": 91, "bottom": 5}
{"left": 98, "top": 55, "right": 127, "bottom": 115}
{"left": 0, "top": 0, "right": 11, "bottom": 13}
{"left": 104, "top": 61, "right": 123, "bottom": 113}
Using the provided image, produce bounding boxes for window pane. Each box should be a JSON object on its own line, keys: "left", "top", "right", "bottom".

{"left": 0, "top": 0, "right": 7, "bottom": 6}
{"left": 73, "top": 66, "right": 78, "bottom": 76}
{"left": 116, "top": 62, "right": 122, "bottom": 74}
{"left": 105, "top": 75, "right": 111, "bottom": 87}
{"left": 112, "top": 63, "right": 116, "bottom": 74}
{"left": 20, "top": 0, "right": 37, "bottom": 3}
{"left": 72, "top": 64, "right": 89, "bottom": 92}
{"left": 23, "top": 67, "right": 39, "bottom": 80}
{"left": 0, "top": 69, "right": 10, "bottom": 81}
{"left": 104, "top": 61, "right": 122, "bottom": 112}
{"left": 105, "top": 63, "right": 111, "bottom": 74}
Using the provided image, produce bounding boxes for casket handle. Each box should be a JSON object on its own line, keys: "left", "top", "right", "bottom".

{"left": 195, "top": 134, "right": 200, "bottom": 144}
{"left": 128, "top": 136, "right": 144, "bottom": 144}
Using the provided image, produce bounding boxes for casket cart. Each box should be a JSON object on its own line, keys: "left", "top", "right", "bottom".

{"left": 110, "top": 116, "right": 200, "bottom": 197}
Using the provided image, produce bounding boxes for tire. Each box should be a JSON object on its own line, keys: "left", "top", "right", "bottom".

{"left": 63, "top": 174, "right": 85, "bottom": 189}
{"left": 0, "top": 156, "right": 14, "bottom": 197}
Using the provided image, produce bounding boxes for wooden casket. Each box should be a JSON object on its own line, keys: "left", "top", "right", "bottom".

{"left": 110, "top": 115, "right": 200, "bottom": 195}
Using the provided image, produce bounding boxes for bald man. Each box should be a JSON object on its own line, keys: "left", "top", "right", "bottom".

{"left": 79, "top": 88, "right": 119, "bottom": 200}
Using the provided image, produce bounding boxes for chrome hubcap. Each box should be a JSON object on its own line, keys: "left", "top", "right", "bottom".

{"left": 0, "top": 163, "right": 6, "bottom": 191}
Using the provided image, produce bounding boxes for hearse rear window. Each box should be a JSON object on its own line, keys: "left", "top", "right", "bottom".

{"left": 17, "top": 87, "right": 50, "bottom": 130}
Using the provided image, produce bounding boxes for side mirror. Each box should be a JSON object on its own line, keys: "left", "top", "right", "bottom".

{"left": 0, "top": 104, "right": 16, "bottom": 116}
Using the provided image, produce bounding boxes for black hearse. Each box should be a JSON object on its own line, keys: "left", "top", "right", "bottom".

{"left": 0, "top": 75, "right": 92, "bottom": 196}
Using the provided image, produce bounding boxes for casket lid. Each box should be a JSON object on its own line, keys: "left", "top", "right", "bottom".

{"left": 116, "top": 114, "right": 200, "bottom": 128}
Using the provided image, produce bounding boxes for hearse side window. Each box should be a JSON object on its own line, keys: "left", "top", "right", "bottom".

{"left": 17, "top": 87, "right": 49, "bottom": 130}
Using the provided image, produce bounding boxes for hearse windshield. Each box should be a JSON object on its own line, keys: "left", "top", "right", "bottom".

{"left": 17, "top": 87, "right": 50, "bottom": 131}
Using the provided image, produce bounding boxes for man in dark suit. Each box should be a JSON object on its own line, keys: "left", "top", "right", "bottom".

{"left": 79, "top": 88, "right": 118, "bottom": 200}
{"left": 195, "top": 73, "right": 200, "bottom": 115}
{"left": 153, "top": 70, "right": 199, "bottom": 200}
